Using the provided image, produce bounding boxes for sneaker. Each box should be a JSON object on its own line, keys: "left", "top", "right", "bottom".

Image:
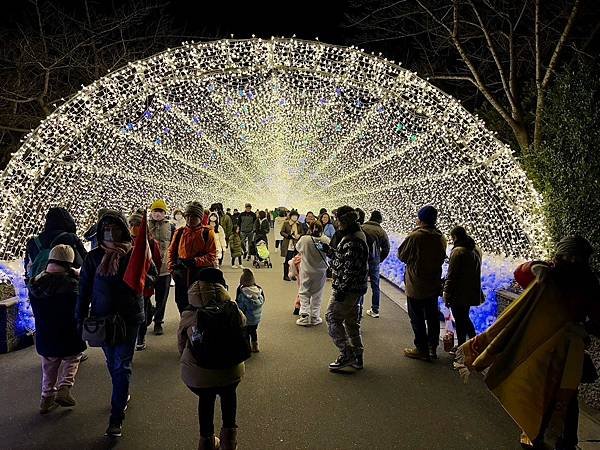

{"left": 55, "top": 386, "right": 76, "bottom": 407}
{"left": 105, "top": 422, "right": 122, "bottom": 437}
{"left": 403, "top": 347, "right": 431, "bottom": 362}
{"left": 311, "top": 316, "right": 323, "bottom": 326}
{"left": 232, "top": 264, "right": 239, "bottom": 269}
{"left": 366, "top": 309, "right": 379, "bottom": 318}
{"left": 329, "top": 353, "right": 355, "bottom": 371}
{"left": 153, "top": 323, "right": 164, "bottom": 336}
{"left": 39, "top": 395, "right": 59, "bottom": 414}
{"left": 135, "top": 342, "right": 146, "bottom": 351}
{"left": 449, "top": 346, "right": 458, "bottom": 356}
{"left": 296, "top": 314, "right": 311, "bottom": 327}
{"left": 283, "top": 276, "right": 292, "bottom": 281}
{"left": 251, "top": 341, "right": 260, "bottom": 353}
{"left": 79, "top": 352, "right": 89, "bottom": 362}
{"left": 292, "top": 307, "right": 300, "bottom": 316}
{"left": 352, "top": 353, "right": 364, "bottom": 370}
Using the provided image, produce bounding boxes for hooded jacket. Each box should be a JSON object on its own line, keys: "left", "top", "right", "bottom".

{"left": 229, "top": 233, "right": 243, "bottom": 258}
{"left": 76, "top": 211, "right": 145, "bottom": 325}
{"left": 361, "top": 220, "right": 391, "bottom": 265}
{"left": 239, "top": 211, "right": 257, "bottom": 233}
{"left": 29, "top": 270, "right": 87, "bottom": 357}
{"left": 398, "top": 226, "right": 447, "bottom": 299}
{"left": 444, "top": 238, "right": 483, "bottom": 307}
{"left": 24, "top": 207, "right": 87, "bottom": 278}
{"left": 178, "top": 281, "right": 246, "bottom": 388}
{"left": 167, "top": 225, "right": 217, "bottom": 271}
{"left": 235, "top": 285, "right": 265, "bottom": 326}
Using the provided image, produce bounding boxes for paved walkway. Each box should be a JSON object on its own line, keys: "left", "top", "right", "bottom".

{"left": 0, "top": 244, "right": 558, "bottom": 449}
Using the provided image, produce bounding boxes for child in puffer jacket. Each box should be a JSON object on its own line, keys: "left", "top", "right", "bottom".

{"left": 235, "top": 269, "right": 265, "bottom": 353}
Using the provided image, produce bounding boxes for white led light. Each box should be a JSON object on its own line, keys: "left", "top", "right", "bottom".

{"left": 0, "top": 38, "right": 549, "bottom": 260}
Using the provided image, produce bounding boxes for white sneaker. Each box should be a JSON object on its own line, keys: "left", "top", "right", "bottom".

{"left": 311, "top": 316, "right": 323, "bottom": 326}
{"left": 366, "top": 309, "right": 380, "bottom": 318}
{"left": 296, "top": 315, "right": 311, "bottom": 326}
{"left": 232, "top": 264, "right": 238, "bottom": 269}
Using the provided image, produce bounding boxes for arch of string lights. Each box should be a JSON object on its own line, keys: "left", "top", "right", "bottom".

{"left": 0, "top": 38, "right": 548, "bottom": 260}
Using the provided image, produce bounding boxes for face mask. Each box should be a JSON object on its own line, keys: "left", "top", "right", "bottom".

{"left": 103, "top": 225, "right": 124, "bottom": 242}
{"left": 175, "top": 214, "right": 183, "bottom": 221}
{"left": 152, "top": 211, "right": 166, "bottom": 221}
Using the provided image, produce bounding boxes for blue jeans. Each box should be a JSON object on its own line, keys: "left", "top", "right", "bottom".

{"left": 358, "top": 263, "right": 381, "bottom": 315}
{"left": 102, "top": 324, "right": 139, "bottom": 424}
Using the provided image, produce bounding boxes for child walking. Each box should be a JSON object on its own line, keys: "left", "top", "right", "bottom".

{"left": 230, "top": 226, "right": 244, "bottom": 268}
{"left": 235, "top": 269, "right": 265, "bottom": 353}
{"left": 28, "top": 245, "right": 86, "bottom": 414}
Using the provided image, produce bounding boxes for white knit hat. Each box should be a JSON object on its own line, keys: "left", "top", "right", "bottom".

{"left": 48, "top": 244, "right": 75, "bottom": 264}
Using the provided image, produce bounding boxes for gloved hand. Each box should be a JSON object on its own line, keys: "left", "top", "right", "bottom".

{"left": 181, "top": 259, "right": 196, "bottom": 268}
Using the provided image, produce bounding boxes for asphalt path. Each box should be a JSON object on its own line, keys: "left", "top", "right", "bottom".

{"left": 0, "top": 245, "right": 521, "bottom": 449}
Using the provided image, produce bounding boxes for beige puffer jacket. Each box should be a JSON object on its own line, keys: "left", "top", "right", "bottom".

{"left": 177, "top": 280, "right": 245, "bottom": 388}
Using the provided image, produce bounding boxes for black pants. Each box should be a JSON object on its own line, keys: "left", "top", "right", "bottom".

{"left": 173, "top": 267, "right": 201, "bottom": 313}
{"left": 532, "top": 392, "right": 579, "bottom": 449}
{"left": 246, "top": 325, "right": 258, "bottom": 343}
{"left": 153, "top": 274, "right": 171, "bottom": 325}
{"left": 450, "top": 304, "right": 476, "bottom": 345}
{"left": 232, "top": 256, "right": 242, "bottom": 266}
{"left": 137, "top": 296, "right": 152, "bottom": 344}
{"left": 188, "top": 382, "right": 239, "bottom": 437}
{"left": 407, "top": 297, "right": 440, "bottom": 353}
{"left": 283, "top": 250, "right": 296, "bottom": 279}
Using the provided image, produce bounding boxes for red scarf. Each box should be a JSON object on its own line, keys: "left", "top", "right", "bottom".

{"left": 98, "top": 242, "right": 132, "bottom": 276}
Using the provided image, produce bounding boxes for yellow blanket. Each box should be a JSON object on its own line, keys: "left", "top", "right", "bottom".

{"left": 458, "top": 267, "right": 585, "bottom": 445}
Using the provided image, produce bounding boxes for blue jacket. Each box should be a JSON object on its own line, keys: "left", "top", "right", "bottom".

{"left": 235, "top": 285, "right": 265, "bottom": 326}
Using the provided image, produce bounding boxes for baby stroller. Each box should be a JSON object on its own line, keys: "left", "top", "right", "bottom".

{"left": 253, "top": 239, "right": 273, "bottom": 268}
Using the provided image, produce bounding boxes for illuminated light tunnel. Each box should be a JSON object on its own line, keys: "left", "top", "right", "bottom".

{"left": 0, "top": 38, "right": 548, "bottom": 260}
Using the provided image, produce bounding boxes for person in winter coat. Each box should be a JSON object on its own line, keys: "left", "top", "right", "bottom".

{"left": 232, "top": 209, "right": 241, "bottom": 229}
{"left": 128, "top": 210, "right": 162, "bottom": 351}
{"left": 76, "top": 210, "right": 156, "bottom": 437}
{"left": 295, "top": 221, "right": 330, "bottom": 327}
{"left": 25, "top": 207, "right": 87, "bottom": 282}
{"left": 148, "top": 199, "right": 174, "bottom": 336}
{"left": 236, "top": 269, "right": 265, "bottom": 353}
{"left": 280, "top": 210, "right": 304, "bottom": 281}
{"left": 443, "top": 226, "right": 483, "bottom": 346}
{"left": 168, "top": 201, "right": 218, "bottom": 313}
{"left": 325, "top": 206, "right": 369, "bottom": 371}
{"left": 83, "top": 208, "right": 110, "bottom": 250}
{"left": 178, "top": 268, "right": 245, "bottom": 450}
{"left": 301, "top": 211, "right": 316, "bottom": 235}
{"left": 274, "top": 210, "right": 287, "bottom": 249}
{"left": 254, "top": 210, "right": 270, "bottom": 246}
{"left": 398, "top": 205, "right": 447, "bottom": 361}
{"left": 29, "top": 245, "right": 86, "bottom": 414}
{"left": 360, "top": 211, "right": 391, "bottom": 318}
{"left": 173, "top": 209, "right": 186, "bottom": 230}
{"left": 221, "top": 210, "right": 233, "bottom": 245}
{"left": 319, "top": 212, "right": 336, "bottom": 239}
{"left": 238, "top": 204, "right": 257, "bottom": 260}
{"left": 208, "top": 212, "right": 227, "bottom": 267}
{"left": 229, "top": 226, "right": 244, "bottom": 269}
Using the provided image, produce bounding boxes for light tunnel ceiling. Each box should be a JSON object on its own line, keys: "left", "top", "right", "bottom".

{"left": 0, "top": 38, "right": 547, "bottom": 260}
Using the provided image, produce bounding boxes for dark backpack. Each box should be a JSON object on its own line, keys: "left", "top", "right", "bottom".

{"left": 188, "top": 300, "right": 251, "bottom": 369}
{"left": 27, "top": 232, "right": 69, "bottom": 280}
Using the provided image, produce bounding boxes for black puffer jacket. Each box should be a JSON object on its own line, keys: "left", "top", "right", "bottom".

{"left": 76, "top": 211, "right": 145, "bottom": 325}
{"left": 29, "top": 271, "right": 87, "bottom": 357}
{"left": 331, "top": 222, "right": 369, "bottom": 296}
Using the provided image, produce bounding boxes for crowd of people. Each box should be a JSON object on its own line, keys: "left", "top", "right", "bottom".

{"left": 20, "top": 199, "right": 600, "bottom": 450}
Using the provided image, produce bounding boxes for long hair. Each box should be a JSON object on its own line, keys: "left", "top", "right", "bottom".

{"left": 209, "top": 212, "right": 221, "bottom": 233}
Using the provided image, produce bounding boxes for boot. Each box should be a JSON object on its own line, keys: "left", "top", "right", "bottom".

{"left": 220, "top": 428, "right": 238, "bottom": 450}
{"left": 56, "top": 385, "right": 76, "bottom": 407}
{"left": 39, "top": 395, "right": 58, "bottom": 414}
{"left": 198, "top": 435, "right": 220, "bottom": 450}
{"left": 251, "top": 341, "right": 259, "bottom": 353}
